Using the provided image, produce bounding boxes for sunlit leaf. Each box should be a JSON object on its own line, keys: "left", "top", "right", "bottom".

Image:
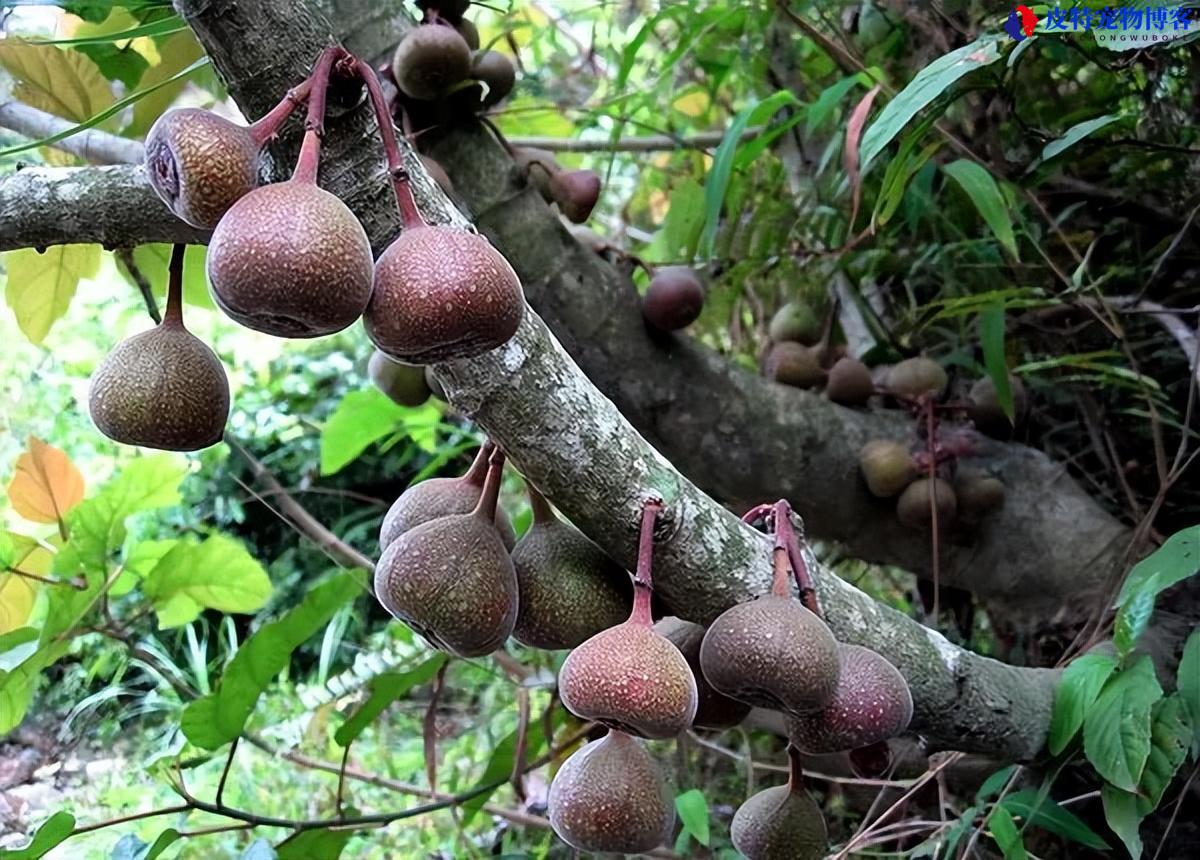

{"left": 0, "top": 811, "right": 74, "bottom": 859}
{"left": 142, "top": 534, "right": 273, "bottom": 628}
{"left": 7, "top": 436, "right": 85, "bottom": 525}
{"left": 0, "top": 39, "right": 114, "bottom": 126}
{"left": 943, "top": 160, "right": 1018, "bottom": 259}
{"left": 127, "top": 30, "right": 205, "bottom": 136}
{"left": 675, "top": 789, "right": 710, "bottom": 846}
{"left": 1049, "top": 651, "right": 1119, "bottom": 755}
{"left": 3, "top": 245, "right": 102, "bottom": 345}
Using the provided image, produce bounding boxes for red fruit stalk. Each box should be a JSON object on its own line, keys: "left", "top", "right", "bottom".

{"left": 629, "top": 499, "right": 663, "bottom": 626}
{"left": 291, "top": 46, "right": 341, "bottom": 183}
{"left": 355, "top": 57, "right": 427, "bottom": 229}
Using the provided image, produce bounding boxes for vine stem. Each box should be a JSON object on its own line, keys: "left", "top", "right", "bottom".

{"left": 354, "top": 57, "right": 426, "bottom": 229}
{"left": 162, "top": 243, "right": 185, "bottom": 328}
{"left": 291, "top": 46, "right": 343, "bottom": 185}
{"left": 629, "top": 498, "right": 663, "bottom": 625}
{"left": 247, "top": 76, "right": 314, "bottom": 148}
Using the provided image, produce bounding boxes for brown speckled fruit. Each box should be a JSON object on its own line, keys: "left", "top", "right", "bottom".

{"left": 896, "top": 477, "right": 957, "bottom": 530}
{"left": 207, "top": 181, "right": 374, "bottom": 338}
{"left": 145, "top": 108, "right": 259, "bottom": 229}
{"left": 392, "top": 23, "right": 472, "bottom": 100}
{"left": 379, "top": 442, "right": 515, "bottom": 551}
{"left": 731, "top": 781, "right": 827, "bottom": 860}
{"left": 826, "top": 356, "right": 875, "bottom": 405}
{"left": 887, "top": 357, "right": 947, "bottom": 399}
{"left": 700, "top": 595, "right": 839, "bottom": 715}
{"left": 655, "top": 617, "right": 752, "bottom": 730}
{"left": 969, "top": 374, "right": 1027, "bottom": 438}
{"left": 642, "top": 267, "right": 704, "bottom": 331}
{"left": 955, "top": 473, "right": 1006, "bottom": 521}
{"left": 769, "top": 300, "right": 821, "bottom": 346}
{"left": 549, "top": 169, "right": 601, "bottom": 223}
{"left": 859, "top": 440, "right": 917, "bottom": 498}
{"left": 363, "top": 225, "right": 525, "bottom": 364}
{"left": 786, "top": 644, "right": 913, "bottom": 754}
{"left": 548, "top": 730, "right": 674, "bottom": 854}
{"left": 89, "top": 319, "right": 229, "bottom": 452}
{"left": 472, "top": 50, "right": 515, "bottom": 108}
{"left": 368, "top": 350, "right": 430, "bottom": 407}
{"left": 766, "top": 342, "right": 825, "bottom": 389}
{"left": 512, "top": 488, "right": 631, "bottom": 650}
{"left": 373, "top": 450, "right": 517, "bottom": 657}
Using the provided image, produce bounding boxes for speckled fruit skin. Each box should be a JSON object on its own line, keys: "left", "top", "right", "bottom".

{"left": 887, "top": 357, "right": 947, "bottom": 398}
{"left": 642, "top": 267, "right": 704, "bottom": 331}
{"left": 379, "top": 477, "right": 515, "bottom": 552}
{"left": 207, "top": 181, "right": 374, "bottom": 338}
{"left": 786, "top": 644, "right": 913, "bottom": 754}
{"left": 548, "top": 731, "right": 674, "bottom": 854}
{"left": 699, "top": 596, "right": 840, "bottom": 715}
{"left": 896, "top": 477, "right": 957, "bottom": 530}
{"left": 144, "top": 108, "right": 259, "bottom": 229}
{"left": 558, "top": 621, "right": 698, "bottom": 738}
{"left": 392, "top": 24, "right": 472, "bottom": 101}
{"left": 472, "top": 50, "right": 515, "bottom": 108}
{"left": 373, "top": 512, "right": 517, "bottom": 657}
{"left": 511, "top": 519, "right": 630, "bottom": 650}
{"left": 368, "top": 350, "right": 430, "bottom": 407}
{"left": 655, "top": 618, "right": 752, "bottom": 730}
{"left": 89, "top": 323, "right": 229, "bottom": 452}
{"left": 730, "top": 784, "right": 827, "bottom": 860}
{"left": 363, "top": 225, "right": 525, "bottom": 364}
{"left": 826, "top": 356, "right": 875, "bottom": 405}
{"left": 765, "top": 342, "right": 825, "bottom": 389}
{"left": 858, "top": 440, "right": 917, "bottom": 498}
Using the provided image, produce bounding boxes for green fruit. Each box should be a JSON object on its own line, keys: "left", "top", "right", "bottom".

{"left": 699, "top": 596, "right": 840, "bottom": 715}
{"left": 825, "top": 356, "right": 875, "bottom": 405}
{"left": 887, "top": 357, "right": 947, "bottom": 399}
{"left": 858, "top": 440, "right": 917, "bottom": 498}
{"left": 786, "top": 643, "right": 913, "bottom": 754}
{"left": 655, "top": 617, "right": 752, "bottom": 729}
{"left": 769, "top": 301, "right": 821, "bottom": 345}
{"left": 765, "top": 342, "right": 825, "bottom": 389}
{"left": 731, "top": 783, "right": 827, "bottom": 860}
{"left": 368, "top": 350, "right": 430, "bottom": 407}
{"left": 642, "top": 268, "right": 704, "bottom": 331}
{"left": 511, "top": 489, "right": 631, "bottom": 650}
{"left": 896, "top": 477, "right": 957, "bottom": 530}
{"left": 548, "top": 730, "right": 674, "bottom": 854}
{"left": 392, "top": 23, "right": 472, "bottom": 101}
{"left": 969, "top": 374, "right": 1027, "bottom": 438}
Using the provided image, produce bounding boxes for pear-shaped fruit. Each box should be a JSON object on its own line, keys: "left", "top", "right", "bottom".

{"left": 548, "top": 730, "right": 674, "bottom": 854}
{"left": 731, "top": 749, "right": 827, "bottom": 860}
{"left": 549, "top": 169, "right": 601, "bottom": 223}
{"left": 472, "top": 50, "right": 515, "bottom": 108}
{"left": 954, "top": 473, "right": 1006, "bottom": 521}
{"left": 392, "top": 23, "right": 472, "bottom": 101}
{"left": 859, "top": 440, "right": 917, "bottom": 498}
{"left": 511, "top": 487, "right": 630, "bottom": 650}
{"left": 642, "top": 267, "right": 704, "bottom": 331}
{"left": 786, "top": 644, "right": 913, "bottom": 754}
{"left": 373, "top": 449, "right": 517, "bottom": 656}
{"left": 379, "top": 442, "right": 515, "bottom": 551}
{"left": 826, "top": 356, "right": 875, "bottom": 405}
{"left": 969, "top": 374, "right": 1027, "bottom": 438}
{"left": 655, "top": 617, "right": 752, "bottom": 730}
{"left": 896, "top": 477, "right": 957, "bottom": 530}
{"left": 887, "top": 357, "right": 947, "bottom": 399}
{"left": 765, "top": 342, "right": 825, "bottom": 389}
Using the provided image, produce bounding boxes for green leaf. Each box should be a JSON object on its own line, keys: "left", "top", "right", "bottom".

{"left": 461, "top": 707, "right": 566, "bottom": 825}
{"left": 29, "top": 16, "right": 185, "bottom": 46}
{"left": 1049, "top": 652, "right": 1119, "bottom": 755}
{"left": 0, "top": 531, "right": 14, "bottom": 569}
{"left": 874, "top": 139, "right": 941, "bottom": 226}
{"left": 1101, "top": 783, "right": 1143, "bottom": 860}
{"left": 859, "top": 35, "right": 1004, "bottom": 172}
{"left": 979, "top": 302, "right": 1015, "bottom": 422}
{"left": 1000, "top": 789, "right": 1109, "bottom": 850}
{"left": 943, "top": 160, "right": 1018, "bottom": 259}
{"left": 1083, "top": 655, "right": 1163, "bottom": 791}
{"left": 1179, "top": 628, "right": 1200, "bottom": 750}
{"left": 701, "top": 90, "right": 799, "bottom": 260}
{"left": 987, "top": 805, "right": 1027, "bottom": 860}
{"left": 806, "top": 73, "right": 869, "bottom": 135}
{"left": 319, "top": 389, "right": 407, "bottom": 476}
{"left": 334, "top": 654, "right": 448, "bottom": 747}
{"left": 127, "top": 30, "right": 205, "bottom": 137}
{"left": 0, "top": 811, "right": 74, "bottom": 859}
{"left": 141, "top": 534, "right": 273, "bottom": 628}
{"left": 3, "top": 245, "right": 101, "bottom": 344}
{"left": 109, "top": 829, "right": 179, "bottom": 860}
{"left": 276, "top": 828, "right": 354, "bottom": 860}
{"left": 1039, "top": 114, "right": 1124, "bottom": 164}
{"left": 1136, "top": 694, "right": 1192, "bottom": 815}
{"left": 675, "top": 789, "right": 710, "bottom": 847}
{"left": 116, "top": 243, "right": 212, "bottom": 311}
{"left": 180, "top": 574, "right": 360, "bottom": 749}
{"left": 1114, "top": 587, "right": 1156, "bottom": 656}
{"left": 645, "top": 179, "right": 706, "bottom": 263}
{"left": 1117, "top": 526, "right": 1200, "bottom": 608}
{"left": 976, "top": 765, "right": 1017, "bottom": 802}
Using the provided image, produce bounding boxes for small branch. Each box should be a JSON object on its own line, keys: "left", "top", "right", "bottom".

{"left": 214, "top": 737, "right": 239, "bottom": 808}
{"left": 4, "top": 567, "right": 86, "bottom": 589}
{"left": 71, "top": 803, "right": 190, "bottom": 836}
{"left": 0, "top": 101, "right": 146, "bottom": 165}
{"left": 117, "top": 248, "right": 162, "bottom": 324}
{"left": 502, "top": 127, "right": 762, "bottom": 153}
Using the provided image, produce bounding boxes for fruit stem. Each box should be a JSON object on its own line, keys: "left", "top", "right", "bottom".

{"left": 462, "top": 440, "right": 495, "bottom": 487}
{"left": 291, "top": 45, "right": 342, "bottom": 185}
{"left": 629, "top": 498, "right": 663, "bottom": 626}
{"left": 774, "top": 500, "right": 823, "bottom": 617}
{"left": 162, "top": 244, "right": 186, "bottom": 329}
{"left": 785, "top": 743, "right": 807, "bottom": 793}
{"left": 353, "top": 57, "right": 428, "bottom": 230}
{"left": 247, "top": 77, "right": 314, "bottom": 148}
{"left": 525, "top": 484, "right": 557, "bottom": 524}
{"left": 472, "top": 445, "right": 506, "bottom": 524}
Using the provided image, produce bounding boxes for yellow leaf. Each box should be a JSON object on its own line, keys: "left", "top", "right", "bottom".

{"left": 0, "top": 40, "right": 115, "bottom": 126}
{"left": 0, "top": 575, "right": 38, "bottom": 635}
{"left": 3, "top": 244, "right": 101, "bottom": 344}
{"left": 673, "top": 89, "right": 710, "bottom": 118}
{"left": 129, "top": 30, "right": 205, "bottom": 137}
{"left": 8, "top": 437, "right": 85, "bottom": 525}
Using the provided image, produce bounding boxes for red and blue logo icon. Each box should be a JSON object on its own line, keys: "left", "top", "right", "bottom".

{"left": 1005, "top": 5, "right": 1039, "bottom": 40}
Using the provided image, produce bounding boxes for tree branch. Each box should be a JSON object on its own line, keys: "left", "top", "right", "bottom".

{"left": 0, "top": 101, "right": 147, "bottom": 165}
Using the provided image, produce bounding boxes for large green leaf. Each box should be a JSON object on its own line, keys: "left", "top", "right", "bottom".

{"left": 859, "top": 35, "right": 1004, "bottom": 172}
{"left": 943, "top": 160, "right": 1018, "bottom": 259}
{"left": 1101, "top": 783, "right": 1143, "bottom": 860}
{"left": 999, "top": 789, "right": 1109, "bottom": 850}
{"left": 987, "top": 805, "right": 1028, "bottom": 860}
{"left": 1039, "top": 114, "right": 1124, "bottom": 164}
{"left": 1179, "top": 628, "right": 1200, "bottom": 750}
{"left": 0, "top": 811, "right": 74, "bottom": 859}
{"left": 141, "top": 534, "right": 273, "bottom": 628}
{"left": 645, "top": 179, "right": 706, "bottom": 264}
{"left": 1083, "top": 655, "right": 1163, "bottom": 791}
{"left": 1048, "top": 651, "right": 1119, "bottom": 755}
{"left": 334, "top": 654, "right": 448, "bottom": 747}
{"left": 180, "top": 574, "right": 360, "bottom": 749}
{"left": 3, "top": 245, "right": 101, "bottom": 345}
{"left": 1136, "top": 694, "right": 1192, "bottom": 815}
{"left": 675, "top": 789, "right": 710, "bottom": 847}
{"left": 319, "top": 389, "right": 408, "bottom": 476}
{"left": 1116, "top": 526, "right": 1199, "bottom": 607}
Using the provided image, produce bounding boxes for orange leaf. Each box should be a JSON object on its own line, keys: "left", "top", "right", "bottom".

{"left": 8, "top": 436, "right": 85, "bottom": 524}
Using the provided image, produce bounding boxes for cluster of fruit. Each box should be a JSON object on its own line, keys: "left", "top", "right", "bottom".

{"left": 763, "top": 299, "right": 876, "bottom": 405}
{"left": 88, "top": 44, "right": 525, "bottom": 452}
{"left": 374, "top": 457, "right": 913, "bottom": 856}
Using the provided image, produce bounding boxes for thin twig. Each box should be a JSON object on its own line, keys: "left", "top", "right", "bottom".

{"left": 214, "top": 737, "right": 239, "bottom": 808}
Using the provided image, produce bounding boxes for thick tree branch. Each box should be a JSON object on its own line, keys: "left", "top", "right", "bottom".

{"left": 0, "top": 101, "right": 146, "bottom": 165}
